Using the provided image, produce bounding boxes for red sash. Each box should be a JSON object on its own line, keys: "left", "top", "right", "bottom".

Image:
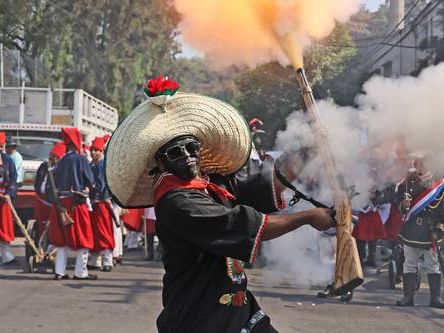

{"left": 153, "top": 173, "right": 236, "bottom": 206}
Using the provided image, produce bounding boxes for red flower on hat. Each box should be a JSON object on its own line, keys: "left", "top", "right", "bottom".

{"left": 144, "top": 75, "right": 180, "bottom": 97}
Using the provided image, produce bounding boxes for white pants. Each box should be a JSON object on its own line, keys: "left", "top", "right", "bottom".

{"left": 88, "top": 249, "right": 113, "bottom": 267}
{"left": 101, "top": 249, "right": 113, "bottom": 267}
{"left": 403, "top": 244, "right": 441, "bottom": 274}
{"left": 125, "top": 231, "right": 140, "bottom": 249}
{"left": 55, "top": 247, "right": 90, "bottom": 278}
{"left": 0, "top": 241, "right": 15, "bottom": 264}
{"left": 88, "top": 252, "right": 102, "bottom": 267}
{"left": 113, "top": 223, "right": 123, "bottom": 258}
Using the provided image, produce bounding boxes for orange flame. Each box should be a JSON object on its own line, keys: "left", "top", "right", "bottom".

{"left": 175, "top": 0, "right": 360, "bottom": 68}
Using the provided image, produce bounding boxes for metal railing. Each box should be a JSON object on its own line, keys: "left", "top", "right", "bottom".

{"left": 0, "top": 85, "right": 118, "bottom": 137}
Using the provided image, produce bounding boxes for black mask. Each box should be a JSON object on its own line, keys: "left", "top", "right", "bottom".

{"left": 156, "top": 136, "right": 201, "bottom": 180}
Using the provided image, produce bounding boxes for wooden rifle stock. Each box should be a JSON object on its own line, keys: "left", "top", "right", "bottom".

{"left": 295, "top": 68, "right": 363, "bottom": 295}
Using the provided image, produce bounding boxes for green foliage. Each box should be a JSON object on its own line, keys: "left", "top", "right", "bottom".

{"left": 170, "top": 57, "right": 243, "bottom": 103}
{"left": 305, "top": 24, "right": 358, "bottom": 93}
{"left": 234, "top": 24, "right": 358, "bottom": 148}
{"left": 0, "top": 0, "right": 180, "bottom": 118}
{"left": 234, "top": 61, "right": 301, "bottom": 148}
{"left": 346, "top": 2, "right": 391, "bottom": 41}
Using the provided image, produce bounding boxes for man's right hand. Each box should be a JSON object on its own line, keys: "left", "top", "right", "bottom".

{"left": 263, "top": 207, "right": 336, "bottom": 241}
{"left": 307, "top": 208, "right": 336, "bottom": 231}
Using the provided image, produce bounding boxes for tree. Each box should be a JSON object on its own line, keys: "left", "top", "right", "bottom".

{"left": 169, "top": 57, "right": 244, "bottom": 104}
{"left": 62, "top": 0, "right": 181, "bottom": 117}
{"left": 0, "top": 0, "right": 181, "bottom": 117}
{"left": 234, "top": 61, "right": 301, "bottom": 148}
{"left": 234, "top": 24, "right": 358, "bottom": 148}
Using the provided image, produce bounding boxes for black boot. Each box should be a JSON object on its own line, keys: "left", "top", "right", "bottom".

{"left": 356, "top": 240, "right": 366, "bottom": 265}
{"left": 364, "top": 241, "right": 377, "bottom": 268}
{"left": 428, "top": 273, "right": 444, "bottom": 308}
{"left": 396, "top": 273, "right": 416, "bottom": 306}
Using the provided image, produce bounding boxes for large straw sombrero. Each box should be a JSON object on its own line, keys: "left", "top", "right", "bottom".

{"left": 105, "top": 84, "right": 251, "bottom": 208}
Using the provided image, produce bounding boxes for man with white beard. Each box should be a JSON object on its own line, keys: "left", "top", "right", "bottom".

{"left": 395, "top": 153, "right": 444, "bottom": 308}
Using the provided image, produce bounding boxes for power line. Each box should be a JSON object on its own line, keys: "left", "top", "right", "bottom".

{"left": 365, "top": 0, "right": 423, "bottom": 61}
{"left": 368, "top": 0, "right": 442, "bottom": 68}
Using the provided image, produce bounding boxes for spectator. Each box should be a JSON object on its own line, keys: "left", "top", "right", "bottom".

{"left": 6, "top": 137, "right": 23, "bottom": 185}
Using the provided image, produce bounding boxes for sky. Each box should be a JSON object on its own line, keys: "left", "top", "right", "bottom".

{"left": 179, "top": 0, "right": 388, "bottom": 57}
{"left": 364, "top": 0, "right": 387, "bottom": 12}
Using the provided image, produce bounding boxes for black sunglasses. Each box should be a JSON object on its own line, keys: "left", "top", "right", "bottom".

{"left": 159, "top": 140, "right": 201, "bottom": 161}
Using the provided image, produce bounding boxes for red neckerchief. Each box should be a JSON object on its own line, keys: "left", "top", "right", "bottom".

{"left": 153, "top": 173, "right": 236, "bottom": 206}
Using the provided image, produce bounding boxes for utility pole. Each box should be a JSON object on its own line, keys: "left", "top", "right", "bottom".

{"left": 17, "top": 49, "right": 21, "bottom": 86}
{"left": 1, "top": 43, "right": 4, "bottom": 87}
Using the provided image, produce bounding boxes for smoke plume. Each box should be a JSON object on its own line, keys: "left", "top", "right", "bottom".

{"left": 266, "top": 63, "right": 444, "bottom": 286}
{"left": 175, "top": 0, "right": 360, "bottom": 67}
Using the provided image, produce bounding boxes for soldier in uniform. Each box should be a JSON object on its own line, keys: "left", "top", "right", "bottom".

{"left": 89, "top": 136, "right": 115, "bottom": 272}
{"left": 395, "top": 153, "right": 444, "bottom": 308}
{"left": 105, "top": 77, "right": 335, "bottom": 333}
{"left": 34, "top": 142, "right": 66, "bottom": 236}
{"left": 0, "top": 132, "right": 18, "bottom": 265}
{"left": 48, "top": 128, "right": 97, "bottom": 280}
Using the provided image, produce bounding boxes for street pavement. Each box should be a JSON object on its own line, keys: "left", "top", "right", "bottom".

{"left": 1, "top": 240, "right": 443, "bottom": 333}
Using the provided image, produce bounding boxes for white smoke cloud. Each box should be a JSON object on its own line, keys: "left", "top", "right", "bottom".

{"left": 265, "top": 63, "right": 444, "bottom": 286}
{"left": 263, "top": 201, "right": 336, "bottom": 287}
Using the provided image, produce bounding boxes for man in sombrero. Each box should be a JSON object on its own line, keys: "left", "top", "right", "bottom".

{"left": 106, "top": 76, "right": 335, "bottom": 332}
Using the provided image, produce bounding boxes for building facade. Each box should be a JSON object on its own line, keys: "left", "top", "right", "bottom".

{"left": 369, "top": 0, "right": 444, "bottom": 77}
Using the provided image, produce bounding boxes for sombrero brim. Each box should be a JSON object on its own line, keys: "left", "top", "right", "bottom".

{"left": 105, "top": 92, "right": 251, "bottom": 208}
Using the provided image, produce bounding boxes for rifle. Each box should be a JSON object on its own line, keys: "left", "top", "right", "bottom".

{"left": 295, "top": 68, "right": 363, "bottom": 296}
{"left": 1, "top": 195, "right": 44, "bottom": 261}
{"left": 436, "top": 244, "right": 444, "bottom": 278}
{"left": 432, "top": 226, "right": 444, "bottom": 277}
{"left": 47, "top": 168, "right": 74, "bottom": 227}
{"left": 104, "top": 200, "right": 121, "bottom": 229}
{"left": 275, "top": 169, "right": 330, "bottom": 209}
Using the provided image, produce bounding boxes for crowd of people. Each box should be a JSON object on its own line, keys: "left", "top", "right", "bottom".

{"left": 0, "top": 75, "right": 443, "bottom": 332}
{"left": 352, "top": 153, "right": 444, "bottom": 308}
{"left": 0, "top": 128, "right": 159, "bottom": 279}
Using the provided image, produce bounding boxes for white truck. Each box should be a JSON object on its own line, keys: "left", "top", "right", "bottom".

{"left": 0, "top": 85, "right": 119, "bottom": 222}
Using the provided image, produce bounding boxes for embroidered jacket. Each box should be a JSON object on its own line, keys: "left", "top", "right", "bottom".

{"left": 155, "top": 170, "right": 281, "bottom": 333}
{"left": 396, "top": 174, "right": 444, "bottom": 249}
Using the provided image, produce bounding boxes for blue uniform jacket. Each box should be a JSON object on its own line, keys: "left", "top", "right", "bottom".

{"left": 53, "top": 151, "right": 94, "bottom": 194}
{"left": 0, "top": 153, "right": 17, "bottom": 197}
{"left": 90, "top": 159, "right": 110, "bottom": 201}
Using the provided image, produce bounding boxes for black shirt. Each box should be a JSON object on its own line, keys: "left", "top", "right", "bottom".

{"left": 155, "top": 172, "right": 280, "bottom": 333}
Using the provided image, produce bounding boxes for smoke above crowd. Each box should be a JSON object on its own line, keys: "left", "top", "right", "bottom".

{"left": 175, "top": 0, "right": 360, "bottom": 67}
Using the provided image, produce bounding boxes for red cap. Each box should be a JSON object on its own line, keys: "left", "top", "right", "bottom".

{"left": 50, "top": 142, "right": 66, "bottom": 159}
{"left": 90, "top": 137, "right": 105, "bottom": 151}
{"left": 61, "top": 128, "right": 82, "bottom": 153}
{"left": 0, "top": 132, "right": 6, "bottom": 145}
{"left": 248, "top": 118, "right": 263, "bottom": 129}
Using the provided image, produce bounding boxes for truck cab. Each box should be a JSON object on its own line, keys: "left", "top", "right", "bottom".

{"left": 0, "top": 86, "right": 118, "bottom": 224}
